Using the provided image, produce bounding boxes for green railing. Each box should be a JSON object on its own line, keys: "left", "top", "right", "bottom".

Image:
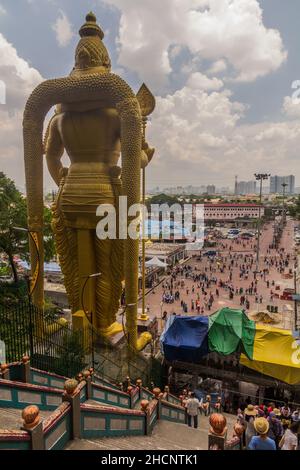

{"left": 0, "top": 301, "right": 153, "bottom": 385}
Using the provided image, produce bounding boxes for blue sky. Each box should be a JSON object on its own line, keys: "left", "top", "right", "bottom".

{"left": 0, "top": 0, "right": 300, "bottom": 192}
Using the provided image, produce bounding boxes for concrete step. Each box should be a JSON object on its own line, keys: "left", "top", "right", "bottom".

{"left": 65, "top": 414, "right": 236, "bottom": 451}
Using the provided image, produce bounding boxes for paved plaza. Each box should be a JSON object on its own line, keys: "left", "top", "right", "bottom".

{"left": 139, "top": 220, "right": 296, "bottom": 332}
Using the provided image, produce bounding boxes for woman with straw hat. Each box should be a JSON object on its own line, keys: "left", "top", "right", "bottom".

{"left": 248, "top": 418, "right": 276, "bottom": 450}
{"left": 244, "top": 404, "right": 258, "bottom": 449}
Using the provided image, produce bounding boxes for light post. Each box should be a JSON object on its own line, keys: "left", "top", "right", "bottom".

{"left": 119, "top": 302, "right": 138, "bottom": 376}
{"left": 160, "top": 301, "right": 164, "bottom": 332}
{"left": 281, "top": 182, "right": 288, "bottom": 228}
{"left": 119, "top": 302, "right": 138, "bottom": 346}
{"left": 80, "top": 272, "right": 102, "bottom": 369}
{"left": 254, "top": 173, "right": 270, "bottom": 274}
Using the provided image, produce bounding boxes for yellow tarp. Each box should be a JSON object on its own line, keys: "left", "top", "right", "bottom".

{"left": 240, "top": 324, "right": 300, "bottom": 385}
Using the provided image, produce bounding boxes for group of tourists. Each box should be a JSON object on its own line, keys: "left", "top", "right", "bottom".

{"left": 183, "top": 390, "right": 299, "bottom": 450}
{"left": 237, "top": 400, "right": 300, "bottom": 450}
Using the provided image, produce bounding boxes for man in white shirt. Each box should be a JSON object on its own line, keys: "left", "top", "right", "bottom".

{"left": 186, "top": 392, "right": 200, "bottom": 429}
{"left": 280, "top": 422, "right": 299, "bottom": 450}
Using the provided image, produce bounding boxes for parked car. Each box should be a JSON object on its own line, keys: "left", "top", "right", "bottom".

{"left": 280, "top": 288, "right": 295, "bottom": 301}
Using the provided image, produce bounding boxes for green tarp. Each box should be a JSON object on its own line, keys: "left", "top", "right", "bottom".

{"left": 208, "top": 308, "right": 256, "bottom": 358}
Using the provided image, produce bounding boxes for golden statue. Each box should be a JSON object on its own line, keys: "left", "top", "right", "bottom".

{"left": 23, "top": 13, "right": 155, "bottom": 351}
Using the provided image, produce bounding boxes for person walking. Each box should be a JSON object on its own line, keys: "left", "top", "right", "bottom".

{"left": 248, "top": 418, "right": 276, "bottom": 450}
{"left": 268, "top": 411, "right": 283, "bottom": 449}
{"left": 244, "top": 405, "right": 258, "bottom": 449}
{"left": 186, "top": 392, "right": 200, "bottom": 429}
{"left": 279, "top": 422, "right": 299, "bottom": 450}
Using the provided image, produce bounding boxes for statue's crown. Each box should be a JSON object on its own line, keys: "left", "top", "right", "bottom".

{"left": 73, "top": 12, "right": 111, "bottom": 73}
{"left": 79, "top": 12, "right": 104, "bottom": 39}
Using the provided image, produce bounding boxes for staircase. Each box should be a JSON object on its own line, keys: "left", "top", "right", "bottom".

{"left": 65, "top": 415, "right": 235, "bottom": 451}
{"left": 0, "top": 360, "right": 198, "bottom": 450}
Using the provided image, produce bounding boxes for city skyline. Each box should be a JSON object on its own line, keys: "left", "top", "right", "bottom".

{"left": 0, "top": 1, "right": 300, "bottom": 191}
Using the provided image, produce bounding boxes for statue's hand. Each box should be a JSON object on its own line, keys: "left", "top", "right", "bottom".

{"left": 58, "top": 167, "right": 69, "bottom": 182}
{"left": 141, "top": 150, "right": 149, "bottom": 169}
{"left": 141, "top": 140, "right": 155, "bottom": 168}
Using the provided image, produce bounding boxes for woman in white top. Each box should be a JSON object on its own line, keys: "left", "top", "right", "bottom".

{"left": 279, "top": 422, "right": 299, "bottom": 450}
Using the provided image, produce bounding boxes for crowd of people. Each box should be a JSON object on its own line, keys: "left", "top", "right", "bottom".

{"left": 158, "top": 223, "right": 295, "bottom": 319}
{"left": 183, "top": 389, "right": 300, "bottom": 450}
{"left": 237, "top": 400, "right": 300, "bottom": 450}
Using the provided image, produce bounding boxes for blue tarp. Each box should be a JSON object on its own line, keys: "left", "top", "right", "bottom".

{"left": 162, "top": 316, "right": 209, "bottom": 363}
{"left": 18, "top": 261, "right": 61, "bottom": 273}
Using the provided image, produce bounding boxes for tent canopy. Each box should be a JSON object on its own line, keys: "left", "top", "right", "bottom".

{"left": 240, "top": 324, "right": 300, "bottom": 385}
{"left": 208, "top": 308, "right": 256, "bottom": 358}
{"left": 162, "top": 316, "right": 209, "bottom": 363}
{"left": 145, "top": 256, "right": 167, "bottom": 268}
{"left": 18, "top": 260, "right": 61, "bottom": 273}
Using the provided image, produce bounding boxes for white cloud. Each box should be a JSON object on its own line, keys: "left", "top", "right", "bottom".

{"left": 52, "top": 10, "right": 74, "bottom": 48}
{"left": 0, "top": 4, "right": 6, "bottom": 15}
{"left": 144, "top": 81, "right": 300, "bottom": 187}
{"left": 104, "top": 0, "right": 287, "bottom": 90}
{"left": 0, "top": 33, "right": 43, "bottom": 189}
{"left": 207, "top": 59, "right": 227, "bottom": 75}
{"left": 187, "top": 72, "right": 223, "bottom": 91}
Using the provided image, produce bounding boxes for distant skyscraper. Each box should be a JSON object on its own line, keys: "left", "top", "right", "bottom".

{"left": 234, "top": 175, "right": 238, "bottom": 195}
{"left": 236, "top": 181, "right": 257, "bottom": 195}
{"left": 270, "top": 175, "right": 295, "bottom": 194}
{"left": 207, "top": 185, "right": 216, "bottom": 195}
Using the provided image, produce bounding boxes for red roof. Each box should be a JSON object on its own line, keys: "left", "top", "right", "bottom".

{"left": 203, "top": 204, "right": 260, "bottom": 208}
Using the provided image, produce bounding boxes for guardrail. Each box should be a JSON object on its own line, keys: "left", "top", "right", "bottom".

{"left": 90, "top": 382, "right": 131, "bottom": 408}
{"left": 43, "top": 402, "right": 72, "bottom": 450}
{"left": 80, "top": 403, "right": 146, "bottom": 438}
{"left": 31, "top": 368, "right": 67, "bottom": 390}
{"left": 0, "top": 430, "right": 31, "bottom": 450}
{"left": 147, "top": 399, "right": 159, "bottom": 434}
{"left": 0, "top": 379, "right": 63, "bottom": 410}
{"left": 160, "top": 399, "right": 186, "bottom": 424}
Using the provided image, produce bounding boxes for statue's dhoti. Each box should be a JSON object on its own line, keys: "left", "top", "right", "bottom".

{"left": 52, "top": 162, "right": 123, "bottom": 334}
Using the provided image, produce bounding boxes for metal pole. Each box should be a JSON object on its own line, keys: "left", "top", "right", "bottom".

{"left": 80, "top": 276, "right": 90, "bottom": 317}
{"left": 256, "top": 178, "right": 263, "bottom": 273}
{"left": 142, "top": 165, "right": 146, "bottom": 317}
{"left": 91, "top": 309, "right": 95, "bottom": 369}
{"left": 294, "top": 268, "right": 298, "bottom": 331}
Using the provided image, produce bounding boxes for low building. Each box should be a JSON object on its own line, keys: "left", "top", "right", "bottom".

{"left": 141, "top": 243, "right": 187, "bottom": 267}
{"left": 203, "top": 203, "right": 264, "bottom": 221}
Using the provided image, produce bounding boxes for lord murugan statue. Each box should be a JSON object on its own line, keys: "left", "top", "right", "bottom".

{"left": 23, "top": 13, "right": 155, "bottom": 351}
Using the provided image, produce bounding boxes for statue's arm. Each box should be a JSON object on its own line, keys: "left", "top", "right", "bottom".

{"left": 45, "top": 115, "right": 65, "bottom": 186}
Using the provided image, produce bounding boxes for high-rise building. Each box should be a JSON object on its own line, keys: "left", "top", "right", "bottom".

{"left": 270, "top": 175, "right": 295, "bottom": 194}
{"left": 206, "top": 185, "right": 216, "bottom": 195}
{"left": 236, "top": 181, "right": 257, "bottom": 195}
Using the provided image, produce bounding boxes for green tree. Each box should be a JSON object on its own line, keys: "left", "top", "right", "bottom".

{"left": 289, "top": 195, "right": 300, "bottom": 219}
{"left": 0, "top": 173, "right": 28, "bottom": 283}
{"left": 0, "top": 173, "right": 56, "bottom": 283}
{"left": 146, "top": 193, "right": 182, "bottom": 209}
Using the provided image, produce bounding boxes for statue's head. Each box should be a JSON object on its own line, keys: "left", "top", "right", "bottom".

{"left": 71, "top": 12, "right": 111, "bottom": 76}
